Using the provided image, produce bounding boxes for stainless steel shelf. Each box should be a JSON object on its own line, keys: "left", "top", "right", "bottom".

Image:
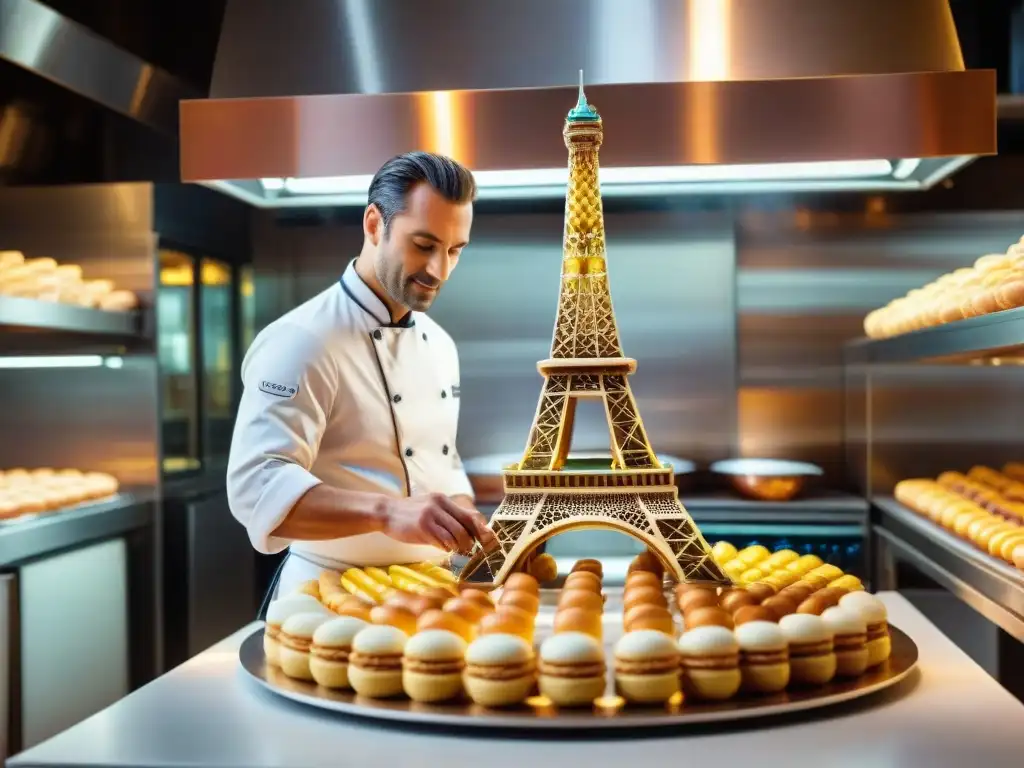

{"left": 683, "top": 492, "right": 868, "bottom": 523}
{"left": 873, "top": 496, "right": 1024, "bottom": 642}
{"left": 845, "top": 306, "right": 1024, "bottom": 365}
{"left": 0, "top": 491, "right": 155, "bottom": 568}
{"left": 0, "top": 295, "right": 143, "bottom": 340}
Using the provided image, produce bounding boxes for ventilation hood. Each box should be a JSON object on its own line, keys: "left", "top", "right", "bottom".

{"left": 181, "top": 0, "right": 997, "bottom": 208}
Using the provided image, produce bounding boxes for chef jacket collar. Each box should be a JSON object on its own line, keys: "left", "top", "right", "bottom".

{"left": 340, "top": 261, "right": 415, "bottom": 328}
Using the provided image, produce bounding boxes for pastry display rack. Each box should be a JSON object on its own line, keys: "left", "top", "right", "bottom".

{"left": 240, "top": 591, "right": 918, "bottom": 732}
{"left": 873, "top": 496, "right": 1024, "bottom": 642}
{"left": 0, "top": 490, "right": 155, "bottom": 568}
{"left": 0, "top": 295, "right": 145, "bottom": 347}
{"left": 845, "top": 305, "right": 1024, "bottom": 365}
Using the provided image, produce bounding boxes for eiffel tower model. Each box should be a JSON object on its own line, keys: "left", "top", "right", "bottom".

{"left": 461, "top": 74, "right": 731, "bottom": 587}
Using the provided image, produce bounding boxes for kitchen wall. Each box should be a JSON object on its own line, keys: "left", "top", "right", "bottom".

{"left": 251, "top": 205, "right": 1024, "bottom": 490}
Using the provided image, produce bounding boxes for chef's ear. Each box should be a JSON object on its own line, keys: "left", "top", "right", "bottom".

{"left": 364, "top": 203, "right": 384, "bottom": 246}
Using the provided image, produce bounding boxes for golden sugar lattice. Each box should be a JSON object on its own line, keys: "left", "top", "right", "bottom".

{"left": 461, "top": 79, "right": 731, "bottom": 588}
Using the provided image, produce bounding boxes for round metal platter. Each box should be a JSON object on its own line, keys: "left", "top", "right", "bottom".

{"left": 239, "top": 624, "right": 917, "bottom": 732}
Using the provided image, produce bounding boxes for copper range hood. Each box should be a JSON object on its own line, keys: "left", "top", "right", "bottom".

{"left": 180, "top": 0, "right": 997, "bottom": 208}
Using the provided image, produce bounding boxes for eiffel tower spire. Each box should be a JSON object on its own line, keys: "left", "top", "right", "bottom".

{"left": 551, "top": 70, "right": 623, "bottom": 360}
{"left": 459, "top": 77, "right": 731, "bottom": 588}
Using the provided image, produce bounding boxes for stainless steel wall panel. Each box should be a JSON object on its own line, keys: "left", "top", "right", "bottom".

{"left": 251, "top": 210, "right": 738, "bottom": 464}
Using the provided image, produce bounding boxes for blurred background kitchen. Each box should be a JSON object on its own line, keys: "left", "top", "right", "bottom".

{"left": 2, "top": 0, "right": 1024, "bottom": 757}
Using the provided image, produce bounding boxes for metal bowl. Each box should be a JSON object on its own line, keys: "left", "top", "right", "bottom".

{"left": 710, "top": 458, "right": 824, "bottom": 501}
{"left": 464, "top": 451, "right": 698, "bottom": 504}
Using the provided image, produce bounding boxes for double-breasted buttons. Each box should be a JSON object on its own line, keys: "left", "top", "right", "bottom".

{"left": 392, "top": 394, "right": 402, "bottom": 403}
{"left": 405, "top": 447, "right": 414, "bottom": 457}
{"left": 372, "top": 329, "right": 382, "bottom": 340}
{"left": 441, "top": 390, "right": 447, "bottom": 399}
{"left": 422, "top": 332, "right": 428, "bottom": 341}
{"left": 442, "top": 445, "right": 449, "bottom": 455}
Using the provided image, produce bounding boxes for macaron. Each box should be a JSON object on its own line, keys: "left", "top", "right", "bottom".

{"left": 838, "top": 592, "right": 890, "bottom": 667}
{"left": 623, "top": 604, "right": 675, "bottom": 635}
{"left": 745, "top": 582, "right": 776, "bottom": 603}
{"left": 571, "top": 558, "right": 604, "bottom": 578}
{"left": 402, "top": 629, "right": 468, "bottom": 702}
{"left": 682, "top": 606, "right": 734, "bottom": 630}
{"left": 309, "top": 616, "right": 368, "bottom": 689}
{"left": 677, "top": 626, "right": 741, "bottom": 701}
{"left": 499, "top": 589, "right": 541, "bottom": 616}
{"left": 558, "top": 588, "right": 604, "bottom": 614}
{"left": 348, "top": 625, "right": 408, "bottom": 698}
{"left": 614, "top": 630, "right": 680, "bottom": 704}
{"left": 778, "top": 613, "right": 836, "bottom": 686}
{"left": 735, "top": 621, "right": 790, "bottom": 694}
{"left": 463, "top": 633, "right": 536, "bottom": 707}
{"left": 264, "top": 595, "right": 330, "bottom": 667}
{"left": 720, "top": 589, "right": 758, "bottom": 614}
{"left": 677, "top": 589, "right": 720, "bottom": 614}
{"left": 479, "top": 609, "right": 533, "bottom": 643}
{"left": 278, "top": 611, "right": 332, "bottom": 681}
{"left": 553, "top": 606, "right": 602, "bottom": 641}
{"left": 538, "top": 632, "right": 607, "bottom": 707}
{"left": 504, "top": 573, "right": 540, "bottom": 596}
{"left": 821, "top": 606, "right": 869, "bottom": 677}
{"left": 417, "top": 609, "right": 475, "bottom": 642}
{"left": 733, "top": 605, "right": 776, "bottom": 626}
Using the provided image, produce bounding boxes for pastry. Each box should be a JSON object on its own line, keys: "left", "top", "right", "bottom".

{"left": 828, "top": 574, "right": 864, "bottom": 592}
{"left": 614, "top": 630, "right": 680, "bottom": 704}
{"left": 571, "top": 558, "right": 604, "bottom": 578}
{"left": 402, "top": 629, "right": 468, "bottom": 702}
{"left": 460, "top": 588, "right": 496, "bottom": 609}
{"left": 682, "top": 606, "right": 734, "bottom": 630}
{"left": 370, "top": 604, "right": 418, "bottom": 636}
{"left": 735, "top": 621, "right": 790, "bottom": 694}
{"left": 559, "top": 586, "right": 604, "bottom": 614}
{"left": 763, "top": 549, "right": 799, "bottom": 571}
{"left": 778, "top": 613, "right": 836, "bottom": 686}
{"left": 463, "top": 633, "right": 536, "bottom": 707}
{"left": 796, "top": 586, "right": 847, "bottom": 615}
{"left": 622, "top": 585, "right": 667, "bottom": 612}
{"left": 745, "top": 582, "right": 776, "bottom": 602}
{"left": 538, "top": 631, "right": 606, "bottom": 707}
{"left": 677, "top": 589, "right": 720, "bottom": 614}
{"left": 735, "top": 545, "right": 770, "bottom": 566}
{"left": 417, "top": 609, "right": 475, "bottom": 642}
{"left": 711, "top": 540, "right": 738, "bottom": 563}
{"left": 331, "top": 594, "right": 374, "bottom": 622}
{"left": 563, "top": 570, "right": 602, "bottom": 593}
{"left": 761, "top": 594, "right": 799, "bottom": 620}
{"left": 821, "top": 606, "right": 869, "bottom": 677}
{"left": 623, "top": 604, "right": 675, "bottom": 635}
{"left": 720, "top": 589, "right": 758, "bottom": 614}
{"left": 504, "top": 572, "right": 540, "bottom": 596}
{"left": 278, "top": 612, "right": 332, "bottom": 681}
{"left": 553, "top": 606, "right": 602, "bottom": 640}
{"left": 677, "top": 626, "right": 742, "bottom": 701}
{"left": 806, "top": 564, "right": 844, "bottom": 583}
{"left": 264, "top": 595, "right": 330, "bottom": 667}
{"left": 444, "top": 596, "right": 491, "bottom": 625}
{"left": 528, "top": 552, "right": 559, "bottom": 583}
{"left": 479, "top": 608, "right": 533, "bottom": 642}
{"left": 732, "top": 605, "right": 776, "bottom": 626}
{"left": 348, "top": 624, "right": 408, "bottom": 698}
{"left": 838, "top": 592, "right": 890, "bottom": 667}
{"left": 629, "top": 550, "right": 664, "bottom": 576}
{"left": 499, "top": 589, "right": 540, "bottom": 616}
{"left": 309, "top": 616, "right": 368, "bottom": 689}
{"left": 626, "top": 571, "right": 663, "bottom": 591}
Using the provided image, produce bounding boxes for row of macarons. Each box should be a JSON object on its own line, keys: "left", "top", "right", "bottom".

{"left": 263, "top": 590, "right": 890, "bottom": 708}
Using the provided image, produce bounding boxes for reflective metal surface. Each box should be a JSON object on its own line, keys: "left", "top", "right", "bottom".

{"left": 181, "top": 72, "right": 996, "bottom": 182}
{"left": 0, "top": 0, "right": 199, "bottom": 135}
{"left": 874, "top": 496, "right": 1024, "bottom": 642}
{"left": 212, "top": 0, "right": 966, "bottom": 97}
{"left": 251, "top": 209, "right": 738, "bottom": 466}
{"left": 239, "top": 603, "right": 918, "bottom": 730}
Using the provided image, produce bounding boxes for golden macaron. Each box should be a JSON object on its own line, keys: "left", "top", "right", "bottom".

{"left": 614, "top": 630, "right": 680, "bottom": 704}
{"left": 278, "top": 611, "right": 333, "bottom": 681}
{"left": 309, "top": 616, "right": 368, "bottom": 689}
{"left": 538, "top": 632, "right": 607, "bottom": 707}
{"left": 348, "top": 625, "right": 408, "bottom": 698}
{"left": 677, "top": 626, "right": 742, "bottom": 701}
{"left": 402, "top": 629, "right": 468, "bottom": 702}
{"left": 821, "top": 606, "right": 869, "bottom": 677}
{"left": 463, "top": 633, "right": 536, "bottom": 707}
{"left": 735, "top": 621, "right": 790, "bottom": 694}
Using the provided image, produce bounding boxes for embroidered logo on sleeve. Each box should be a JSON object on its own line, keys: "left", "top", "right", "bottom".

{"left": 451, "top": 384, "right": 461, "bottom": 399}
{"left": 259, "top": 380, "right": 298, "bottom": 398}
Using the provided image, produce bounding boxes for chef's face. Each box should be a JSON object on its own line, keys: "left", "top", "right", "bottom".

{"left": 367, "top": 183, "right": 473, "bottom": 312}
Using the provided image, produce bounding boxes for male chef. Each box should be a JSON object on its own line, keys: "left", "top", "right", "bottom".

{"left": 227, "top": 151, "right": 495, "bottom": 603}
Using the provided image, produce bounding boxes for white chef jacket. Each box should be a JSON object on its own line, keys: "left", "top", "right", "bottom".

{"left": 227, "top": 261, "right": 474, "bottom": 594}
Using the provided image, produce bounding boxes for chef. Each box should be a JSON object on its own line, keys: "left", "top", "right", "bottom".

{"left": 227, "top": 151, "right": 495, "bottom": 607}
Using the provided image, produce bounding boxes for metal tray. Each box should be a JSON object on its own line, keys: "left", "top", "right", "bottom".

{"left": 239, "top": 623, "right": 917, "bottom": 732}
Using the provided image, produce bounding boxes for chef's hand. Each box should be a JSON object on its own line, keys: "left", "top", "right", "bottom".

{"left": 379, "top": 493, "right": 495, "bottom": 555}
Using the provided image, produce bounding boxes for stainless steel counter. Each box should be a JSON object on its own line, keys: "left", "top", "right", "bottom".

{"left": 9, "top": 593, "right": 1024, "bottom": 768}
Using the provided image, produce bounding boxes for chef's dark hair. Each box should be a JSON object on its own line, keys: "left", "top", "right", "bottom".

{"left": 368, "top": 152, "right": 476, "bottom": 233}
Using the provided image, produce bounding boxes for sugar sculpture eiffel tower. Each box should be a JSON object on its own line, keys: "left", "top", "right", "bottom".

{"left": 461, "top": 74, "right": 730, "bottom": 586}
